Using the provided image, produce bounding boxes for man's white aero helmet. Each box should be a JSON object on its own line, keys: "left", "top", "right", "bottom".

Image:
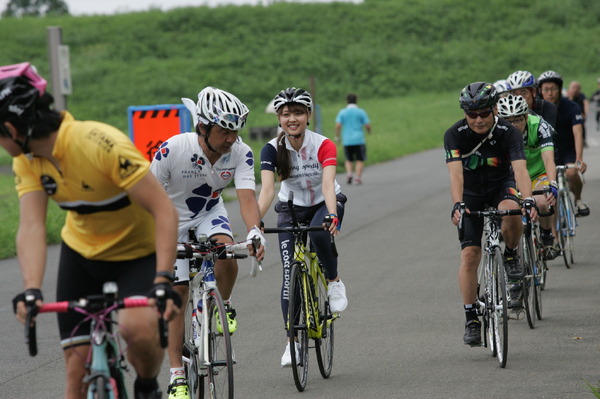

{"left": 182, "top": 86, "right": 249, "bottom": 131}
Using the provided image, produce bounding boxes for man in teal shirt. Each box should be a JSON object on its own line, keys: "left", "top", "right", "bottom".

{"left": 335, "top": 93, "right": 371, "bottom": 185}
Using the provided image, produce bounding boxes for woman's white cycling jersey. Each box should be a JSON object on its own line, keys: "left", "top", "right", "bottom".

{"left": 260, "top": 129, "right": 341, "bottom": 207}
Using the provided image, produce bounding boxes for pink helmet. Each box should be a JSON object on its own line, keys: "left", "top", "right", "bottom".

{"left": 0, "top": 62, "right": 47, "bottom": 94}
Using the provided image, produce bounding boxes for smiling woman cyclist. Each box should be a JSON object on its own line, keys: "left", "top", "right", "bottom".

{"left": 257, "top": 87, "right": 348, "bottom": 367}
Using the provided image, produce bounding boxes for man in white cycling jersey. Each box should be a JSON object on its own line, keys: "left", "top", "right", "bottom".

{"left": 150, "top": 86, "right": 265, "bottom": 399}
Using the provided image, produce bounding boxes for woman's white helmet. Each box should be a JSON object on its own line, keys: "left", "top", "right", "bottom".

{"left": 182, "top": 86, "right": 249, "bottom": 131}
{"left": 497, "top": 94, "right": 529, "bottom": 118}
{"left": 272, "top": 87, "right": 313, "bottom": 113}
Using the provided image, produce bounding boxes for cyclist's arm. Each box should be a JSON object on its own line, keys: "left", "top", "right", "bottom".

{"left": 16, "top": 191, "right": 49, "bottom": 290}
{"left": 321, "top": 165, "right": 340, "bottom": 234}
{"left": 258, "top": 169, "right": 276, "bottom": 219}
{"left": 572, "top": 123, "right": 584, "bottom": 165}
{"left": 446, "top": 160, "right": 464, "bottom": 205}
{"left": 540, "top": 149, "right": 557, "bottom": 182}
{"left": 14, "top": 191, "right": 48, "bottom": 322}
{"left": 512, "top": 159, "right": 533, "bottom": 199}
{"left": 237, "top": 188, "right": 261, "bottom": 230}
{"left": 126, "top": 172, "right": 178, "bottom": 280}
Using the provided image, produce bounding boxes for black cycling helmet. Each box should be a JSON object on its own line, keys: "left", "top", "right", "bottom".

{"left": 537, "top": 70, "right": 563, "bottom": 91}
{"left": 459, "top": 82, "right": 499, "bottom": 111}
{"left": 0, "top": 77, "right": 40, "bottom": 126}
{"left": 272, "top": 87, "right": 313, "bottom": 113}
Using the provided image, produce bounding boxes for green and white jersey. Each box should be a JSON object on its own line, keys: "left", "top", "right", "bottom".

{"left": 523, "top": 113, "right": 555, "bottom": 180}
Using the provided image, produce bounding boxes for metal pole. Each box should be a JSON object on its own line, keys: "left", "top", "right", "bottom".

{"left": 47, "top": 26, "right": 67, "bottom": 110}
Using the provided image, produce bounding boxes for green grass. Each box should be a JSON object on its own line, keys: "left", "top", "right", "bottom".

{"left": 1, "top": 0, "right": 599, "bottom": 258}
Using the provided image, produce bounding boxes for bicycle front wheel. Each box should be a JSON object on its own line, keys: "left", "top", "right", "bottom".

{"left": 205, "top": 289, "right": 234, "bottom": 399}
{"left": 88, "top": 375, "right": 110, "bottom": 399}
{"left": 492, "top": 246, "right": 508, "bottom": 368}
{"left": 183, "top": 343, "right": 203, "bottom": 399}
{"left": 519, "top": 234, "right": 536, "bottom": 329}
{"left": 288, "top": 261, "right": 309, "bottom": 392}
{"left": 557, "top": 193, "right": 573, "bottom": 269}
{"left": 315, "top": 264, "right": 334, "bottom": 379}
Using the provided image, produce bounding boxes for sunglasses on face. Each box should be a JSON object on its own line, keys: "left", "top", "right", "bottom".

{"left": 465, "top": 109, "right": 493, "bottom": 119}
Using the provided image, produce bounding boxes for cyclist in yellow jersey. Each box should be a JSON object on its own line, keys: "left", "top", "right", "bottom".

{"left": 1, "top": 63, "right": 181, "bottom": 399}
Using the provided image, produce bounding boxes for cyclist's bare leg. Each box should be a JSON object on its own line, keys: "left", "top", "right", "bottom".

{"left": 458, "top": 246, "right": 482, "bottom": 304}
{"left": 119, "top": 307, "right": 164, "bottom": 378}
{"left": 498, "top": 199, "right": 522, "bottom": 249}
{"left": 64, "top": 344, "right": 89, "bottom": 399}
{"left": 212, "top": 233, "right": 238, "bottom": 301}
{"left": 566, "top": 166, "right": 583, "bottom": 201}
{"left": 534, "top": 192, "right": 553, "bottom": 230}
{"left": 167, "top": 285, "right": 189, "bottom": 369}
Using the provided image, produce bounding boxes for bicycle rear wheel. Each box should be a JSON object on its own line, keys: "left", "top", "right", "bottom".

{"left": 492, "top": 246, "right": 508, "bottom": 368}
{"left": 205, "top": 289, "right": 234, "bottom": 399}
{"left": 519, "top": 234, "right": 536, "bottom": 329}
{"left": 288, "top": 262, "right": 309, "bottom": 392}
{"left": 315, "top": 263, "right": 334, "bottom": 379}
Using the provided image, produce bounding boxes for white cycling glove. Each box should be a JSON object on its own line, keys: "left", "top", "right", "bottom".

{"left": 246, "top": 226, "right": 267, "bottom": 248}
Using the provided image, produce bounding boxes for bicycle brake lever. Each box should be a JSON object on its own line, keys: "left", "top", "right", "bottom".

{"left": 250, "top": 236, "right": 263, "bottom": 277}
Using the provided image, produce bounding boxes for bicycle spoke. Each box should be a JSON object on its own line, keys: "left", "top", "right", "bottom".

{"left": 206, "top": 290, "right": 234, "bottom": 399}
{"left": 493, "top": 247, "right": 508, "bottom": 368}
{"left": 288, "top": 262, "right": 309, "bottom": 392}
{"left": 315, "top": 264, "right": 334, "bottom": 379}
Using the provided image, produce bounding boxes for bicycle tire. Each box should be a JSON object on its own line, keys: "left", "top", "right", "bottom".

{"left": 535, "top": 229, "right": 548, "bottom": 291}
{"left": 519, "top": 234, "right": 536, "bottom": 329}
{"left": 492, "top": 246, "right": 508, "bottom": 368}
{"left": 183, "top": 342, "right": 203, "bottom": 399}
{"left": 106, "top": 339, "right": 127, "bottom": 399}
{"left": 288, "top": 261, "right": 309, "bottom": 392}
{"left": 478, "top": 254, "right": 495, "bottom": 356}
{"left": 183, "top": 299, "right": 204, "bottom": 399}
{"left": 89, "top": 375, "right": 110, "bottom": 399}
{"left": 566, "top": 193, "right": 576, "bottom": 265}
{"left": 557, "top": 193, "right": 572, "bottom": 269}
{"left": 205, "top": 289, "right": 234, "bottom": 399}
{"left": 315, "top": 263, "right": 334, "bottom": 379}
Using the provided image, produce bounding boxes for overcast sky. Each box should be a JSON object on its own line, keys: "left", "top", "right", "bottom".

{"left": 0, "top": 0, "right": 362, "bottom": 15}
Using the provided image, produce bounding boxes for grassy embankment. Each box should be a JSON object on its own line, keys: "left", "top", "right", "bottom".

{"left": 0, "top": 0, "right": 598, "bottom": 258}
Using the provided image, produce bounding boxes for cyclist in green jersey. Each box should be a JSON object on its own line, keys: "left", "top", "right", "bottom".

{"left": 497, "top": 94, "right": 559, "bottom": 259}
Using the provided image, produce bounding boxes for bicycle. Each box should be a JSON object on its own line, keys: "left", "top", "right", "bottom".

{"left": 517, "top": 198, "right": 539, "bottom": 329}
{"left": 176, "top": 230, "right": 261, "bottom": 399}
{"left": 24, "top": 281, "right": 168, "bottom": 399}
{"left": 555, "top": 164, "right": 578, "bottom": 268}
{"left": 263, "top": 192, "right": 339, "bottom": 392}
{"left": 458, "top": 204, "right": 522, "bottom": 368}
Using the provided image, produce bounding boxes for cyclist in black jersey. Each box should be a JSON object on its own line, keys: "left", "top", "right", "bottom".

{"left": 1, "top": 63, "right": 181, "bottom": 399}
{"left": 445, "top": 82, "right": 537, "bottom": 347}
{"left": 538, "top": 70, "right": 589, "bottom": 217}
{"left": 506, "top": 70, "right": 557, "bottom": 129}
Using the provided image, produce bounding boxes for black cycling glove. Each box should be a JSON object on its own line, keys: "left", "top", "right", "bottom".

{"left": 12, "top": 288, "right": 43, "bottom": 314}
{"left": 451, "top": 202, "right": 463, "bottom": 219}
{"left": 147, "top": 282, "right": 182, "bottom": 309}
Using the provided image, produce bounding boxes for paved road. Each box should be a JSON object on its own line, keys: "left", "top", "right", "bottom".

{"left": 1, "top": 123, "right": 599, "bottom": 398}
